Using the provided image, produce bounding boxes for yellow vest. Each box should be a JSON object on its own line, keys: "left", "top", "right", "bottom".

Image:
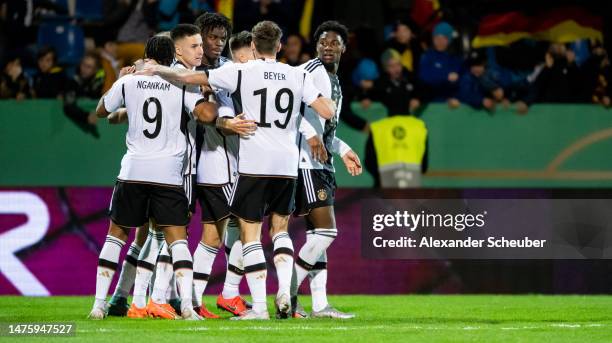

{"left": 370, "top": 115, "right": 427, "bottom": 168}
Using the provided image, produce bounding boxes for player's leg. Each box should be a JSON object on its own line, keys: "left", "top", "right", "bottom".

{"left": 193, "top": 220, "right": 226, "bottom": 318}
{"left": 227, "top": 175, "right": 269, "bottom": 320}
{"left": 107, "top": 224, "right": 147, "bottom": 316}
{"left": 232, "top": 218, "right": 268, "bottom": 320}
{"left": 295, "top": 206, "right": 336, "bottom": 293}
{"left": 304, "top": 207, "right": 354, "bottom": 319}
{"left": 89, "top": 222, "right": 130, "bottom": 319}
{"left": 151, "top": 184, "right": 200, "bottom": 320}
{"left": 217, "top": 217, "right": 250, "bottom": 315}
{"left": 133, "top": 222, "right": 176, "bottom": 319}
{"left": 89, "top": 181, "right": 147, "bottom": 319}
{"left": 269, "top": 213, "right": 294, "bottom": 318}
{"left": 267, "top": 177, "right": 298, "bottom": 319}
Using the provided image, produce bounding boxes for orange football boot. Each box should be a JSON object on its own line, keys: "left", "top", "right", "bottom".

{"left": 195, "top": 303, "right": 220, "bottom": 319}
{"left": 146, "top": 300, "right": 180, "bottom": 320}
{"left": 216, "top": 294, "right": 248, "bottom": 316}
{"left": 127, "top": 304, "right": 148, "bottom": 318}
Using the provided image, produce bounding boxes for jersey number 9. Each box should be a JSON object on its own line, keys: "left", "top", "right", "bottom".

{"left": 143, "top": 97, "right": 162, "bottom": 139}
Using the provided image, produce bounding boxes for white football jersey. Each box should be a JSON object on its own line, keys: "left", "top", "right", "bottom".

{"left": 298, "top": 58, "right": 343, "bottom": 171}
{"left": 197, "top": 60, "right": 239, "bottom": 185}
{"left": 104, "top": 74, "right": 204, "bottom": 186}
{"left": 208, "top": 58, "right": 321, "bottom": 177}
{"left": 171, "top": 60, "right": 199, "bottom": 176}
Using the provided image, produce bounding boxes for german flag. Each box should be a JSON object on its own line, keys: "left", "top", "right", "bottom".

{"left": 472, "top": 6, "right": 603, "bottom": 48}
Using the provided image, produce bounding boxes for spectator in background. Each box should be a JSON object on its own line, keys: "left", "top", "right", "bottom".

{"left": 457, "top": 50, "right": 498, "bottom": 111}
{"left": 103, "top": 0, "right": 158, "bottom": 65}
{"left": 582, "top": 43, "right": 611, "bottom": 108}
{"left": 31, "top": 46, "right": 66, "bottom": 99}
{"left": 279, "top": 33, "right": 310, "bottom": 66}
{"left": 63, "top": 53, "right": 104, "bottom": 138}
{"left": 385, "top": 20, "right": 422, "bottom": 73}
{"left": 418, "top": 21, "right": 463, "bottom": 107}
{"left": 0, "top": 56, "right": 30, "bottom": 100}
{"left": 352, "top": 58, "right": 379, "bottom": 110}
{"left": 96, "top": 32, "right": 122, "bottom": 93}
{"left": 534, "top": 43, "right": 582, "bottom": 103}
{"left": 368, "top": 49, "right": 422, "bottom": 114}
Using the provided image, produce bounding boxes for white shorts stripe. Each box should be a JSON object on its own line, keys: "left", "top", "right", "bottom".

{"left": 184, "top": 175, "right": 192, "bottom": 204}
{"left": 228, "top": 177, "right": 239, "bottom": 206}
{"left": 301, "top": 170, "right": 311, "bottom": 203}
{"left": 225, "top": 184, "right": 234, "bottom": 203}
{"left": 303, "top": 169, "right": 316, "bottom": 204}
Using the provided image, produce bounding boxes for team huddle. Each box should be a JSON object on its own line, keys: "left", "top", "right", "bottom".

{"left": 89, "top": 13, "right": 362, "bottom": 321}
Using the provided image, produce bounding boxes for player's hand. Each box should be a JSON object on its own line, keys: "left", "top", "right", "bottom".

{"left": 135, "top": 61, "right": 159, "bottom": 76}
{"left": 342, "top": 150, "right": 362, "bottom": 176}
{"left": 218, "top": 114, "right": 257, "bottom": 137}
{"left": 119, "top": 65, "right": 135, "bottom": 78}
{"left": 307, "top": 135, "right": 328, "bottom": 163}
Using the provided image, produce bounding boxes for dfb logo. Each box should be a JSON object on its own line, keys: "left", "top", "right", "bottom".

{"left": 0, "top": 191, "right": 50, "bottom": 295}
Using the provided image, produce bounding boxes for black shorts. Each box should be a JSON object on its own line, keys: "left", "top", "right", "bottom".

{"left": 109, "top": 180, "right": 190, "bottom": 228}
{"left": 295, "top": 169, "right": 336, "bottom": 216}
{"left": 229, "top": 175, "right": 297, "bottom": 222}
{"left": 184, "top": 175, "right": 197, "bottom": 213}
{"left": 197, "top": 183, "right": 233, "bottom": 223}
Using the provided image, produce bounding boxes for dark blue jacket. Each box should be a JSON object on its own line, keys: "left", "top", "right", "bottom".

{"left": 418, "top": 49, "right": 463, "bottom": 102}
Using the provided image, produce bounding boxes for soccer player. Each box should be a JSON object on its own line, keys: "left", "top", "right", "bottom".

{"left": 140, "top": 20, "right": 336, "bottom": 320}
{"left": 292, "top": 21, "right": 362, "bottom": 319}
{"left": 88, "top": 35, "right": 254, "bottom": 321}
{"left": 130, "top": 24, "right": 206, "bottom": 320}
{"left": 214, "top": 31, "right": 257, "bottom": 317}
{"left": 189, "top": 12, "right": 241, "bottom": 318}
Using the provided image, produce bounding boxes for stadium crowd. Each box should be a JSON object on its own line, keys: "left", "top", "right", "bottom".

{"left": 0, "top": 0, "right": 610, "bottom": 136}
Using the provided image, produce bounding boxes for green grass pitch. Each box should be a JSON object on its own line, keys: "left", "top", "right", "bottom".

{"left": 1, "top": 295, "right": 611, "bottom": 342}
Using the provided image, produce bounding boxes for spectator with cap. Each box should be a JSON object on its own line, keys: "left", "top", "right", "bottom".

{"left": 352, "top": 58, "right": 380, "bottom": 109}
{"left": 457, "top": 49, "right": 500, "bottom": 111}
{"left": 418, "top": 21, "right": 463, "bottom": 107}
{"left": 368, "top": 48, "right": 422, "bottom": 115}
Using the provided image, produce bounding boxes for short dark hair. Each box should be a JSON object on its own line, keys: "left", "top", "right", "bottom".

{"left": 194, "top": 12, "right": 232, "bottom": 36}
{"left": 229, "top": 31, "right": 252, "bottom": 52}
{"left": 170, "top": 24, "right": 201, "bottom": 42}
{"left": 313, "top": 20, "right": 349, "bottom": 46}
{"left": 251, "top": 21, "right": 282, "bottom": 55}
{"left": 144, "top": 36, "right": 175, "bottom": 66}
{"left": 37, "top": 46, "right": 57, "bottom": 62}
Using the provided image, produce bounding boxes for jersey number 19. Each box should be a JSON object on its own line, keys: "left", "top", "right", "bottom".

{"left": 253, "top": 88, "right": 294, "bottom": 129}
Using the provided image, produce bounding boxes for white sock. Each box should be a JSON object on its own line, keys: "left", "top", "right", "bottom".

{"left": 169, "top": 239, "right": 194, "bottom": 313}
{"left": 93, "top": 235, "right": 125, "bottom": 309}
{"left": 272, "top": 232, "right": 293, "bottom": 297}
{"left": 310, "top": 252, "right": 328, "bottom": 312}
{"left": 112, "top": 241, "right": 140, "bottom": 299}
{"left": 222, "top": 240, "right": 243, "bottom": 299}
{"left": 243, "top": 241, "right": 267, "bottom": 313}
{"left": 295, "top": 228, "right": 336, "bottom": 291}
{"left": 193, "top": 242, "right": 218, "bottom": 307}
{"left": 151, "top": 242, "right": 173, "bottom": 304}
{"left": 132, "top": 230, "right": 163, "bottom": 308}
